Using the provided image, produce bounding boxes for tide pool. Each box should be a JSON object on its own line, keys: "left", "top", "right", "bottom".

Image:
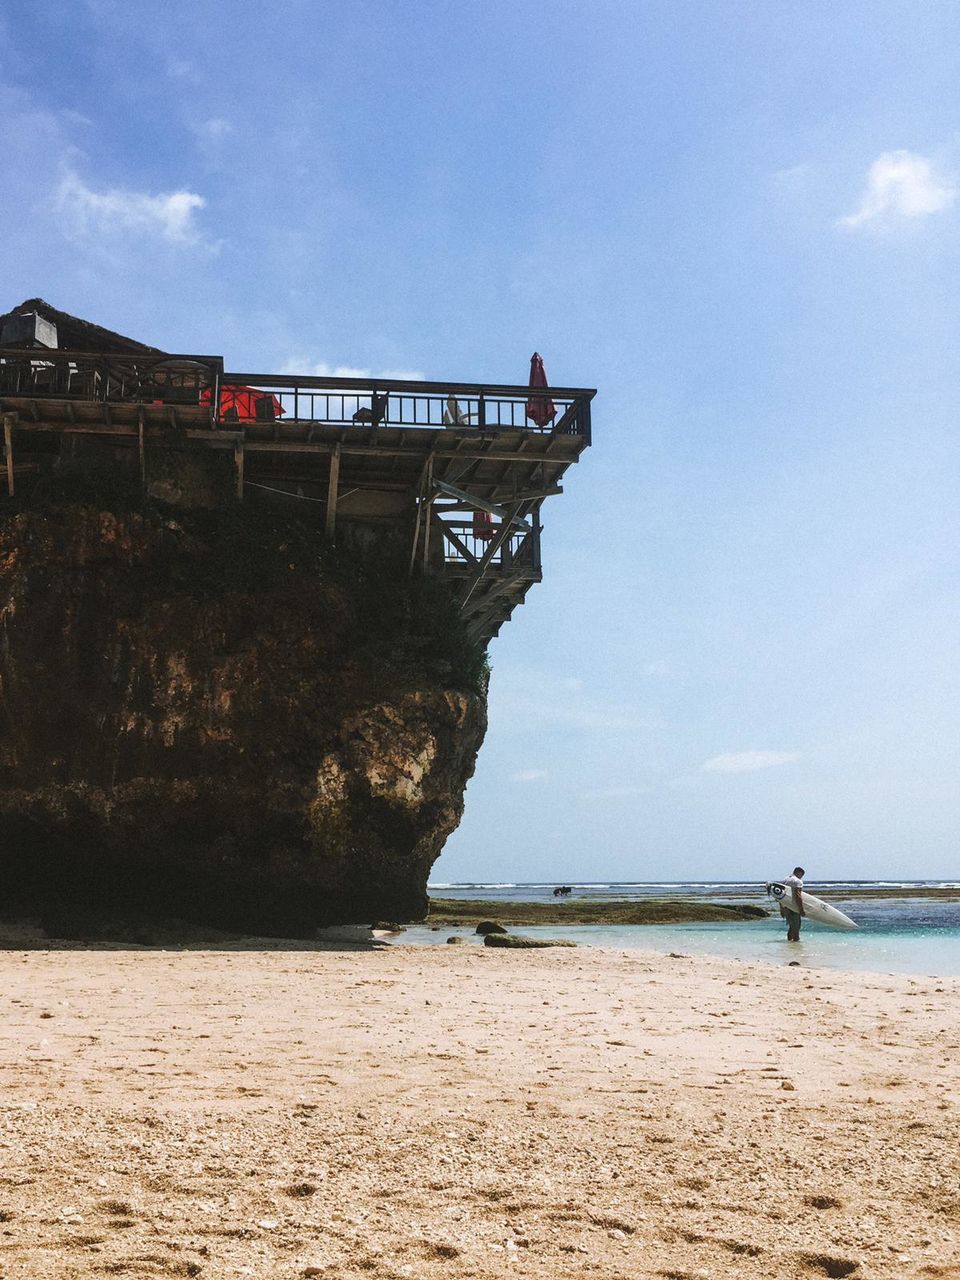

{"left": 407, "top": 882, "right": 960, "bottom": 977}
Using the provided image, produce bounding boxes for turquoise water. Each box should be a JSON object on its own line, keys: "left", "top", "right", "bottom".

{"left": 405, "top": 881, "right": 960, "bottom": 977}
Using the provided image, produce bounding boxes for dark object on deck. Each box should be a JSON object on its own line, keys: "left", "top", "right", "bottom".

{"left": 525, "top": 352, "right": 556, "bottom": 427}
{"left": 1, "top": 311, "right": 58, "bottom": 349}
{"left": 147, "top": 358, "right": 213, "bottom": 405}
{"left": 352, "top": 393, "right": 388, "bottom": 424}
{"left": 552, "top": 885, "right": 572, "bottom": 897}
{"left": 475, "top": 920, "right": 508, "bottom": 935}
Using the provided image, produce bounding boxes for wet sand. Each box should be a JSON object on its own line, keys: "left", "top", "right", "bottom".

{"left": 1, "top": 945, "right": 958, "bottom": 1279}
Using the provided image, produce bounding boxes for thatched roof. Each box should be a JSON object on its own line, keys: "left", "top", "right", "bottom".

{"left": 0, "top": 299, "right": 164, "bottom": 355}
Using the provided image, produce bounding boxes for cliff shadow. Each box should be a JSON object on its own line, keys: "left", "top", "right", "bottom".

{"left": 0, "top": 913, "right": 400, "bottom": 952}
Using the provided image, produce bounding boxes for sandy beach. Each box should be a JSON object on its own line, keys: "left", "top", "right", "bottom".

{"left": 1, "top": 943, "right": 958, "bottom": 1279}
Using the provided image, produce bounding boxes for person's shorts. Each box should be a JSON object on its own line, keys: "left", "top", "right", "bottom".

{"left": 784, "top": 908, "right": 801, "bottom": 931}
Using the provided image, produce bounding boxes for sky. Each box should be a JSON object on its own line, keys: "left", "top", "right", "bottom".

{"left": 2, "top": 1, "right": 959, "bottom": 882}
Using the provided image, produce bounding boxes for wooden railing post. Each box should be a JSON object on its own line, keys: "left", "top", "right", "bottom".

{"left": 234, "top": 433, "right": 245, "bottom": 501}
{"left": 325, "top": 444, "right": 340, "bottom": 539}
{"left": 138, "top": 407, "right": 147, "bottom": 488}
{"left": 3, "top": 413, "right": 15, "bottom": 497}
{"left": 531, "top": 499, "right": 542, "bottom": 574}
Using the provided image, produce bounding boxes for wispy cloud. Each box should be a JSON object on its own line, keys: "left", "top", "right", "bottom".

{"left": 56, "top": 168, "right": 207, "bottom": 244}
{"left": 495, "top": 696, "right": 652, "bottom": 734}
{"left": 512, "top": 769, "right": 548, "bottom": 783}
{"left": 702, "top": 750, "right": 800, "bottom": 774}
{"left": 838, "top": 150, "right": 955, "bottom": 230}
{"left": 192, "top": 117, "right": 233, "bottom": 145}
{"left": 281, "top": 359, "right": 426, "bottom": 381}
{"left": 580, "top": 783, "right": 652, "bottom": 801}
{"left": 772, "top": 162, "right": 813, "bottom": 195}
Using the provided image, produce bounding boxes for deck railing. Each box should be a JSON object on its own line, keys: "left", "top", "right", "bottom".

{"left": 224, "top": 371, "right": 592, "bottom": 440}
{"left": 0, "top": 348, "right": 224, "bottom": 407}
{"left": 438, "top": 519, "right": 536, "bottom": 569}
{"left": 0, "top": 348, "right": 594, "bottom": 443}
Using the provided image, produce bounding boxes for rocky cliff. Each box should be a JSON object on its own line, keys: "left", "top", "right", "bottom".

{"left": 0, "top": 485, "right": 487, "bottom": 934}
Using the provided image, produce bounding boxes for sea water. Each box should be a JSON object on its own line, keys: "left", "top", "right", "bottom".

{"left": 400, "top": 881, "right": 960, "bottom": 977}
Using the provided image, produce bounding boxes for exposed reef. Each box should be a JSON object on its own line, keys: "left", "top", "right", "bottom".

{"left": 428, "top": 898, "right": 769, "bottom": 926}
{"left": 0, "top": 472, "right": 487, "bottom": 934}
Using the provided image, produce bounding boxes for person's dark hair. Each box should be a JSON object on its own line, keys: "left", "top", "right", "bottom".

{"left": 793, "top": 866, "right": 805, "bottom": 877}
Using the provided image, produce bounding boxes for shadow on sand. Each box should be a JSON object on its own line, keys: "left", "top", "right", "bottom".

{"left": 0, "top": 913, "right": 398, "bottom": 952}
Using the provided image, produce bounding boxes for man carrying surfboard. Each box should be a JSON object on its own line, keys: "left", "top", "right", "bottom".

{"left": 782, "top": 867, "right": 806, "bottom": 942}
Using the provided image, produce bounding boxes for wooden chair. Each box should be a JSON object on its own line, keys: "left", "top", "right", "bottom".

{"left": 352, "top": 393, "right": 388, "bottom": 425}
{"left": 443, "top": 394, "right": 477, "bottom": 428}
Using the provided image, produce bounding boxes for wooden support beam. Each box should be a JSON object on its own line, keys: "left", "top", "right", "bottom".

{"left": 234, "top": 436, "right": 245, "bottom": 501}
{"left": 530, "top": 500, "right": 543, "bottom": 575}
{"left": 408, "top": 455, "right": 433, "bottom": 577}
{"left": 3, "top": 414, "right": 15, "bottom": 497}
{"left": 433, "top": 480, "right": 533, "bottom": 531}
{"left": 408, "top": 477, "right": 425, "bottom": 577}
{"left": 138, "top": 407, "right": 146, "bottom": 488}
{"left": 325, "top": 444, "right": 340, "bottom": 539}
{"left": 460, "top": 502, "right": 524, "bottom": 610}
{"left": 463, "top": 572, "right": 522, "bottom": 617}
{"left": 434, "top": 485, "right": 560, "bottom": 510}
{"left": 0, "top": 424, "right": 581, "bottom": 469}
{"left": 421, "top": 455, "right": 435, "bottom": 570}
{"left": 435, "top": 517, "right": 478, "bottom": 566}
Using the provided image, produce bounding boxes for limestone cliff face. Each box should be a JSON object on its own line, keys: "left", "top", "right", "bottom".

{"left": 0, "top": 501, "right": 486, "bottom": 932}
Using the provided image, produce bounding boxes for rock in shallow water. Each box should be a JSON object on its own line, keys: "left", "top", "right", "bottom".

{"left": 483, "top": 934, "right": 577, "bottom": 948}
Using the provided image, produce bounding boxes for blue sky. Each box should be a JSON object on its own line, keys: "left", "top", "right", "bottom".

{"left": 3, "top": 2, "right": 959, "bottom": 881}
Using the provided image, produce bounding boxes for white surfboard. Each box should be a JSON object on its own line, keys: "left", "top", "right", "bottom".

{"left": 765, "top": 882, "right": 858, "bottom": 931}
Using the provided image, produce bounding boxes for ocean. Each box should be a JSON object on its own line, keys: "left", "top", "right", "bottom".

{"left": 400, "top": 881, "right": 960, "bottom": 977}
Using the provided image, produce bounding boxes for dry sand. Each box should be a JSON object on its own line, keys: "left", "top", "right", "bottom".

{"left": 0, "top": 942, "right": 958, "bottom": 1279}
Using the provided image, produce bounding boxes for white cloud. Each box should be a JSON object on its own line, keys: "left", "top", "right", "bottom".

{"left": 192, "top": 117, "right": 233, "bottom": 145}
{"left": 380, "top": 368, "right": 427, "bottom": 382}
{"left": 511, "top": 769, "right": 548, "bottom": 783}
{"left": 56, "top": 169, "right": 206, "bottom": 244}
{"left": 838, "top": 150, "right": 955, "bottom": 229}
{"left": 280, "top": 359, "right": 426, "bottom": 382}
{"left": 702, "top": 750, "right": 800, "bottom": 774}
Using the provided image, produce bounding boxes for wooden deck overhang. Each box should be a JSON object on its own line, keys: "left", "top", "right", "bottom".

{"left": 0, "top": 348, "right": 594, "bottom": 646}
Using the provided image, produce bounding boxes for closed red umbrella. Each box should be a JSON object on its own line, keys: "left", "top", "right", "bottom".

{"left": 525, "top": 351, "right": 556, "bottom": 427}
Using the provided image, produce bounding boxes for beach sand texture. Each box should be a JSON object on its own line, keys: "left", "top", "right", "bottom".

{"left": 1, "top": 945, "right": 957, "bottom": 1279}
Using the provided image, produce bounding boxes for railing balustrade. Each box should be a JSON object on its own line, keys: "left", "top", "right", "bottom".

{"left": 0, "top": 348, "right": 224, "bottom": 407}
{"left": 437, "top": 519, "right": 534, "bottom": 570}
{"left": 0, "top": 347, "right": 593, "bottom": 443}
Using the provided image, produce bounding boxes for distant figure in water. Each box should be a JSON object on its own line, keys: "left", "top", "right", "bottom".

{"left": 553, "top": 885, "right": 572, "bottom": 897}
{"left": 782, "top": 866, "right": 806, "bottom": 942}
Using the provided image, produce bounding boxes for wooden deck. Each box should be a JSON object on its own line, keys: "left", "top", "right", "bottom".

{"left": 0, "top": 350, "right": 594, "bottom": 645}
